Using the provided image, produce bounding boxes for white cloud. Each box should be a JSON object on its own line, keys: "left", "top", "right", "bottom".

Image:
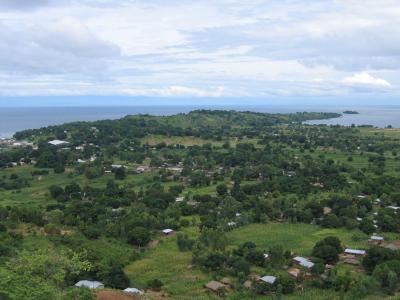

{"left": 343, "top": 72, "right": 391, "bottom": 87}
{"left": 0, "top": 0, "right": 399, "bottom": 98}
{"left": 121, "top": 86, "right": 226, "bottom": 97}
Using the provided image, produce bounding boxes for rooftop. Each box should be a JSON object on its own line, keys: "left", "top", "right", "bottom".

{"left": 260, "top": 275, "right": 277, "bottom": 284}
{"left": 293, "top": 256, "right": 314, "bottom": 268}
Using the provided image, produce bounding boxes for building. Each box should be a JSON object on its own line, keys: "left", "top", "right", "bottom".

{"left": 123, "top": 287, "right": 143, "bottom": 295}
{"left": 205, "top": 281, "right": 229, "bottom": 293}
{"left": 388, "top": 206, "right": 400, "bottom": 210}
{"left": 136, "top": 167, "right": 146, "bottom": 173}
{"left": 288, "top": 268, "right": 301, "bottom": 278}
{"left": 384, "top": 240, "right": 400, "bottom": 251}
{"left": 48, "top": 140, "right": 69, "bottom": 146}
{"left": 175, "top": 197, "right": 185, "bottom": 202}
{"left": 293, "top": 256, "right": 314, "bottom": 269}
{"left": 259, "top": 275, "right": 277, "bottom": 284}
{"left": 162, "top": 228, "right": 174, "bottom": 235}
{"left": 369, "top": 235, "right": 384, "bottom": 245}
{"left": 75, "top": 280, "right": 104, "bottom": 289}
{"left": 343, "top": 258, "right": 360, "bottom": 266}
{"left": 344, "top": 249, "right": 366, "bottom": 256}
{"left": 111, "top": 164, "right": 124, "bottom": 169}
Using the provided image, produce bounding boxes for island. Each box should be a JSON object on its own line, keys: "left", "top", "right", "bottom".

{"left": 343, "top": 110, "right": 359, "bottom": 114}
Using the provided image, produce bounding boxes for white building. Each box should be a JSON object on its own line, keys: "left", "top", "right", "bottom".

{"left": 123, "top": 287, "right": 143, "bottom": 295}
{"left": 260, "top": 275, "right": 277, "bottom": 284}
{"left": 293, "top": 256, "right": 314, "bottom": 268}
{"left": 75, "top": 280, "right": 104, "bottom": 289}
{"left": 344, "top": 248, "right": 366, "bottom": 256}
{"left": 162, "top": 228, "right": 174, "bottom": 235}
{"left": 48, "top": 140, "right": 69, "bottom": 146}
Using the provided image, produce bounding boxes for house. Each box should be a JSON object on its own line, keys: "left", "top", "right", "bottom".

{"left": 293, "top": 256, "right": 314, "bottom": 269}
{"left": 220, "top": 277, "right": 232, "bottom": 286}
{"left": 287, "top": 268, "right": 301, "bottom": 278}
{"left": 243, "top": 280, "right": 252, "bottom": 289}
{"left": 384, "top": 240, "right": 400, "bottom": 251}
{"left": 123, "top": 287, "right": 143, "bottom": 295}
{"left": 259, "top": 275, "right": 277, "bottom": 284}
{"left": 205, "top": 281, "right": 229, "bottom": 293}
{"left": 111, "top": 164, "right": 124, "bottom": 169}
{"left": 162, "top": 228, "right": 174, "bottom": 235}
{"left": 136, "top": 167, "right": 146, "bottom": 173}
{"left": 167, "top": 167, "right": 183, "bottom": 173}
{"left": 175, "top": 197, "right": 185, "bottom": 202}
{"left": 48, "top": 140, "right": 69, "bottom": 146}
{"left": 344, "top": 249, "right": 366, "bottom": 256}
{"left": 369, "top": 235, "right": 384, "bottom": 244}
{"left": 227, "top": 221, "right": 236, "bottom": 227}
{"left": 75, "top": 280, "right": 104, "bottom": 289}
{"left": 388, "top": 206, "right": 400, "bottom": 210}
{"left": 343, "top": 258, "right": 360, "bottom": 266}
{"left": 264, "top": 253, "right": 269, "bottom": 259}
{"left": 323, "top": 207, "right": 332, "bottom": 215}
{"left": 77, "top": 159, "right": 86, "bottom": 163}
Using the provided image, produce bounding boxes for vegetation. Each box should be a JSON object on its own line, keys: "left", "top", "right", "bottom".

{"left": 0, "top": 109, "right": 400, "bottom": 299}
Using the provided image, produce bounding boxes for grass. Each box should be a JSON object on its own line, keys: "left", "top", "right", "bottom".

{"left": 124, "top": 222, "right": 400, "bottom": 299}
{"left": 124, "top": 227, "right": 213, "bottom": 300}
{"left": 226, "top": 223, "right": 371, "bottom": 256}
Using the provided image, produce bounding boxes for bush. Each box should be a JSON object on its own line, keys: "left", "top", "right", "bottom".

{"left": 127, "top": 227, "right": 150, "bottom": 246}
{"left": 146, "top": 279, "right": 163, "bottom": 291}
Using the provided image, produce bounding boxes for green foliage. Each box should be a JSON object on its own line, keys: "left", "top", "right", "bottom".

{"left": 312, "top": 236, "right": 342, "bottom": 264}
{"left": 127, "top": 227, "right": 150, "bottom": 246}
{"left": 146, "top": 278, "right": 163, "bottom": 291}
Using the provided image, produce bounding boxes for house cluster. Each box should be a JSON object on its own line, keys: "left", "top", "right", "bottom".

{"left": 0, "top": 138, "right": 33, "bottom": 148}
{"left": 205, "top": 255, "right": 317, "bottom": 295}
{"left": 74, "top": 280, "right": 144, "bottom": 296}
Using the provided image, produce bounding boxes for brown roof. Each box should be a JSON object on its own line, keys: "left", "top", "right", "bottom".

{"left": 343, "top": 258, "right": 360, "bottom": 265}
{"left": 205, "top": 281, "right": 228, "bottom": 292}
{"left": 220, "top": 277, "right": 232, "bottom": 286}
{"left": 385, "top": 240, "right": 400, "bottom": 250}
{"left": 288, "top": 268, "right": 301, "bottom": 278}
{"left": 243, "top": 280, "right": 252, "bottom": 289}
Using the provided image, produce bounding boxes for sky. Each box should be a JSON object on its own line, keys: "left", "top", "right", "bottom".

{"left": 0, "top": 0, "right": 399, "bottom": 105}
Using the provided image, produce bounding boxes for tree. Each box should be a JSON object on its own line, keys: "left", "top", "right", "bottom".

{"left": 146, "top": 279, "right": 163, "bottom": 291}
{"left": 114, "top": 167, "right": 126, "bottom": 180}
{"left": 360, "top": 219, "right": 375, "bottom": 234}
{"left": 313, "top": 245, "right": 339, "bottom": 264}
{"left": 363, "top": 246, "right": 398, "bottom": 273}
{"left": 312, "top": 236, "right": 342, "bottom": 264}
{"left": 216, "top": 183, "right": 228, "bottom": 196}
{"left": 127, "top": 227, "right": 150, "bottom": 246}
{"left": 97, "top": 262, "right": 130, "bottom": 289}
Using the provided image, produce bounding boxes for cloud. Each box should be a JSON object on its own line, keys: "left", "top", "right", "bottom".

{"left": 0, "top": 0, "right": 399, "bottom": 98}
{"left": 343, "top": 72, "right": 391, "bottom": 87}
{"left": 121, "top": 86, "right": 226, "bottom": 97}
{"left": 0, "top": 0, "right": 53, "bottom": 10}
{"left": 35, "top": 17, "right": 120, "bottom": 58}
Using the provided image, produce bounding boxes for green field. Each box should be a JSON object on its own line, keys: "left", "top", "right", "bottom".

{"left": 124, "top": 222, "right": 400, "bottom": 299}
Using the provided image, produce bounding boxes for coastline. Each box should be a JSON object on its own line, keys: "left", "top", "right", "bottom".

{"left": 1, "top": 105, "right": 400, "bottom": 138}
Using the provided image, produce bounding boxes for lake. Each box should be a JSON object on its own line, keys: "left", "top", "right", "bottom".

{"left": 1, "top": 105, "right": 400, "bottom": 138}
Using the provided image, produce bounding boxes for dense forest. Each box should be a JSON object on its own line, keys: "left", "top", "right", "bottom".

{"left": 1, "top": 110, "right": 400, "bottom": 300}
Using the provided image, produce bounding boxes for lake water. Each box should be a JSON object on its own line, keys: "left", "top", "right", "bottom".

{"left": 1, "top": 105, "right": 400, "bottom": 138}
